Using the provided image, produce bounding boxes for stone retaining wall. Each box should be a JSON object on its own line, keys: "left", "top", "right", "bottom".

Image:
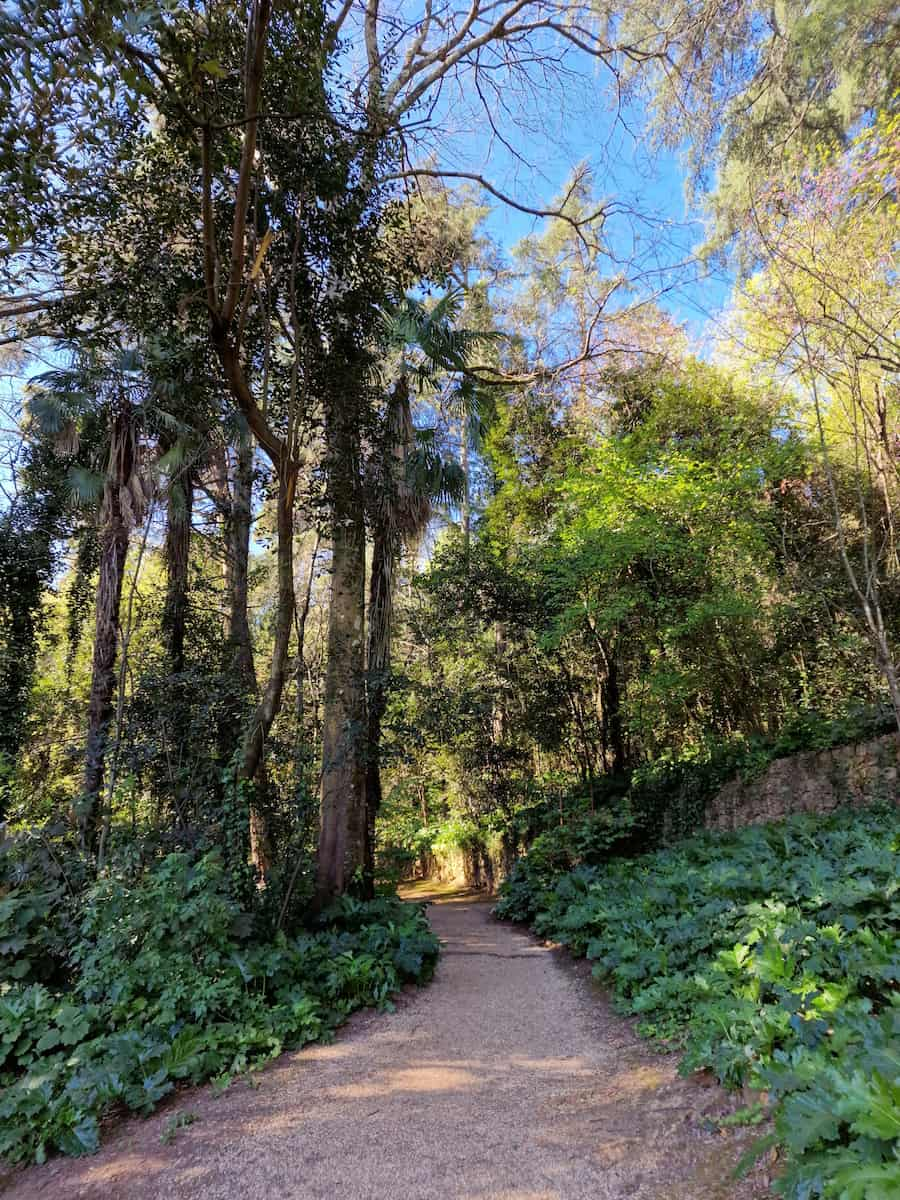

{"left": 705, "top": 732, "right": 900, "bottom": 831}
{"left": 415, "top": 733, "right": 900, "bottom": 891}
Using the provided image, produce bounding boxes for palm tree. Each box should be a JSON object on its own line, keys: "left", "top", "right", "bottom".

{"left": 363, "top": 291, "right": 494, "bottom": 892}
{"left": 28, "top": 348, "right": 183, "bottom": 851}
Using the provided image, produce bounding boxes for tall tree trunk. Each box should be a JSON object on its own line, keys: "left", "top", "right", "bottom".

{"left": 315, "top": 459, "right": 368, "bottom": 905}
{"left": 163, "top": 468, "right": 193, "bottom": 675}
{"left": 363, "top": 519, "right": 392, "bottom": 897}
{"left": 873, "top": 380, "right": 898, "bottom": 576}
{"left": 600, "top": 648, "right": 626, "bottom": 776}
{"left": 241, "top": 465, "right": 296, "bottom": 780}
{"left": 586, "top": 615, "right": 626, "bottom": 778}
{"left": 294, "top": 532, "right": 321, "bottom": 763}
{"left": 219, "top": 437, "right": 277, "bottom": 877}
{"left": 227, "top": 438, "right": 255, "bottom": 688}
{"left": 360, "top": 376, "right": 422, "bottom": 897}
{"left": 81, "top": 403, "right": 134, "bottom": 851}
{"left": 240, "top": 463, "right": 298, "bottom": 876}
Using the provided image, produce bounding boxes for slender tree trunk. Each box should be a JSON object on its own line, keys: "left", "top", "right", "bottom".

{"left": 873, "top": 381, "right": 898, "bottom": 575}
{"left": 315, "top": 479, "right": 368, "bottom": 905}
{"left": 598, "top": 640, "right": 626, "bottom": 776}
{"left": 240, "top": 464, "right": 298, "bottom": 876}
{"left": 217, "top": 437, "right": 280, "bottom": 876}
{"left": 227, "top": 439, "right": 256, "bottom": 687}
{"left": 460, "top": 416, "right": 470, "bottom": 548}
{"left": 294, "top": 532, "right": 321, "bottom": 761}
{"left": 363, "top": 519, "right": 392, "bottom": 897}
{"left": 218, "top": 438, "right": 275, "bottom": 873}
{"left": 163, "top": 468, "right": 193, "bottom": 675}
{"left": 241, "top": 466, "right": 297, "bottom": 778}
{"left": 97, "top": 504, "right": 154, "bottom": 870}
{"left": 559, "top": 657, "right": 598, "bottom": 806}
{"left": 81, "top": 403, "right": 134, "bottom": 851}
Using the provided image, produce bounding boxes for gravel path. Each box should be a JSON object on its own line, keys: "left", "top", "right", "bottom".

{"left": 3, "top": 883, "right": 771, "bottom": 1200}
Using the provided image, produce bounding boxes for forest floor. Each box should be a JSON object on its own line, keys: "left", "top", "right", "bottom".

{"left": 2, "top": 882, "right": 774, "bottom": 1199}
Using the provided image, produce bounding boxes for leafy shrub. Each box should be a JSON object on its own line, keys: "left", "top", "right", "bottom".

{"left": 495, "top": 803, "right": 638, "bottom": 923}
{"left": 0, "top": 822, "right": 93, "bottom": 987}
{"left": 0, "top": 890, "right": 65, "bottom": 985}
{"left": 0, "top": 852, "right": 439, "bottom": 1165}
{"left": 497, "top": 806, "right": 900, "bottom": 1199}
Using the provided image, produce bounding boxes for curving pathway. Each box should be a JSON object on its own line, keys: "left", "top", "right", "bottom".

{"left": 3, "top": 883, "right": 771, "bottom": 1200}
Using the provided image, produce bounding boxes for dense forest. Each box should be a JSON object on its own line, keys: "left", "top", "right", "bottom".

{"left": 0, "top": 2, "right": 898, "bottom": 1196}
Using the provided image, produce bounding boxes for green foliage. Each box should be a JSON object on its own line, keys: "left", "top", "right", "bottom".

{"left": 626, "top": 704, "right": 900, "bottom": 843}
{"left": 0, "top": 890, "right": 65, "bottom": 985}
{"left": 626, "top": 0, "right": 899, "bottom": 245}
{"left": 0, "top": 441, "right": 70, "bottom": 789}
{"left": 160, "top": 1110, "right": 197, "bottom": 1144}
{"left": 492, "top": 805, "right": 637, "bottom": 923}
{"left": 390, "top": 356, "right": 894, "bottom": 882}
{"left": 496, "top": 806, "right": 900, "bottom": 1199}
{"left": 0, "top": 853, "right": 439, "bottom": 1165}
{"left": 0, "top": 824, "right": 92, "bottom": 987}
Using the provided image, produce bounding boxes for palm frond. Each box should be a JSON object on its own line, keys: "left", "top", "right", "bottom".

{"left": 381, "top": 290, "right": 501, "bottom": 383}
{"left": 405, "top": 445, "right": 466, "bottom": 506}
{"left": 156, "top": 442, "right": 186, "bottom": 478}
{"left": 67, "top": 465, "right": 105, "bottom": 508}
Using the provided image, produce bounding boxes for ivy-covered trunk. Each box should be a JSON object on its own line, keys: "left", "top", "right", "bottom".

{"left": 240, "top": 464, "right": 296, "bottom": 787}
{"left": 364, "top": 519, "right": 392, "bottom": 897}
{"left": 226, "top": 438, "right": 256, "bottom": 690}
{"left": 162, "top": 467, "right": 193, "bottom": 676}
{"left": 82, "top": 402, "right": 134, "bottom": 850}
{"left": 315, "top": 435, "right": 368, "bottom": 905}
{"left": 217, "top": 437, "right": 278, "bottom": 877}
{"left": 238, "top": 462, "right": 298, "bottom": 881}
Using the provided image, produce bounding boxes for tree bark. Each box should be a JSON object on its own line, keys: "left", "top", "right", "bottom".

{"left": 241, "top": 465, "right": 296, "bottom": 781}
{"left": 363, "top": 519, "right": 392, "bottom": 896}
{"left": 240, "top": 463, "right": 298, "bottom": 875}
{"left": 599, "top": 640, "right": 626, "bottom": 776}
{"left": 163, "top": 468, "right": 193, "bottom": 675}
{"left": 315, "top": 473, "right": 368, "bottom": 906}
{"left": 227, "top": 438, "right": 256, "bottom": 688}
{"left": 81, "top": 402, "right": 134, "bottom": 850}
{"left": 294, "top": 531, "right": 321, "bottom": 762}
{"left": 219, "top": 437, "right": 278, "bottom": 877}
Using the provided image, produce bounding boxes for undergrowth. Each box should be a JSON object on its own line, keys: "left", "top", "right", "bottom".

{"left": 495, "top": 805, "right": 900, "bottom": 1199}
{"left": 0, "top": 852, "right": 439, "bottom": 1164}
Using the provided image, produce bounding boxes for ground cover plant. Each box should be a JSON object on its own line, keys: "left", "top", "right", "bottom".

{"left": 495, "top": 805, "right": 900, "bottom": 1199}
{"left": 0, "top": 852, "right": 439, "bottom": 1165}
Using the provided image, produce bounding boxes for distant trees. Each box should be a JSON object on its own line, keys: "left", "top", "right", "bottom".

{"left": 0, "top": 440, "right": 69, "bottom": 802}
{"left": 728, "top": 111, "right": 900, "bottom": 724}
{"left": 621, "top": 0, "right": 899, "bottom": 242}
{"left": 390, "top": 355, "right": 894, "bottom": 846}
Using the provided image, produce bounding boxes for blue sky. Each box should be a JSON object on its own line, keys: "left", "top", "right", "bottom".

{"left": 414, "top": 53, "right": 735, "bottom": 350}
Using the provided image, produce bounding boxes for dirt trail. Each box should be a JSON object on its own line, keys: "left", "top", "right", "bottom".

{"left": 3, "top": 884, "right": 770, "bottom": 1200}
